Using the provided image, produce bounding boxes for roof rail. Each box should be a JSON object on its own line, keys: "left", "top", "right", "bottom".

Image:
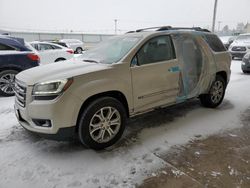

{"left": 135, "top": 26, "right": 172, "bottom": 32}
{"left": 165, "top": 27, "right": 211, "bottom": 32}
{"left": 129, "top": 26, "right": 211, "bottom": 33}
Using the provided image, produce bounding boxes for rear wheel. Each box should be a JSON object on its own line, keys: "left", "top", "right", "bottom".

{"left": 78, "top": 97, "right": 126, "bottom": 150}
{"left": 0, "top": 70, "right": 18, "bottom": 96}
{"left": 76, "top": 47, "right": 83, "bottom": 54}
{"left": 199, "top": 75, "right": 226, "bottom": 108}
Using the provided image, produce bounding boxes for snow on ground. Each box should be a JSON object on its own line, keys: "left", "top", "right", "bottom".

{"left": 0, "top": 60, "right": 249, "bottom": 188}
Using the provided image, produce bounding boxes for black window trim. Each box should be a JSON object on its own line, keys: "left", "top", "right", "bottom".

{"left": 0, "top": 42, "right": 18, "bottom": 51}
{"left": 131, "top": 34, "right": 176, "bottom": 67}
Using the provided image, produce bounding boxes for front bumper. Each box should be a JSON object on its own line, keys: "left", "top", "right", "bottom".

{"left": 230, "top": 51, "right": 246, "bottom": 58}
{"left": 14, "top": 82, "right": 82, "bottom": 139}
{"left": 242, "top": 58, "right": 250, "bottom": 71}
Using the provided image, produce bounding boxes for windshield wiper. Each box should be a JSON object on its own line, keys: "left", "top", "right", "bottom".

{"left": 83, "top": 59, "right": 99, "bottom": 63}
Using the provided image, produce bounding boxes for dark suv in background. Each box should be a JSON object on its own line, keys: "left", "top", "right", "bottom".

{"left": 0, "top": 35, "right": 40, "bottom": 96}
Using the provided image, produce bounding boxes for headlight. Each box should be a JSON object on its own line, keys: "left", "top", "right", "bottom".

{"left": 32, "top": 78, "right": 73, "bottom": 96}
{"left": 244, "top": 53, "right": 250, "bottom": 59}
{"left": 242, "top": 62, "right": 246, "bottom": 66}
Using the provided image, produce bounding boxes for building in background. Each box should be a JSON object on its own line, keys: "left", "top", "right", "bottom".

{"left": 244, "top": 23, "right": 250, "bottom": 33}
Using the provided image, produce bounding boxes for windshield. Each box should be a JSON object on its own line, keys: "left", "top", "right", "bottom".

{"left": 236, "top": 35, "right": 250, "bottom": 41}
{"left": 78, "top": 35, "right": 142, "bottom": 64}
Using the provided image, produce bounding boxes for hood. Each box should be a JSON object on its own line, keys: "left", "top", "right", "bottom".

{"left": 16, "top": 58, "right": 110, "bottom": 85}
{"left": 231, "top": 40, "right": 250, "bottom": 46}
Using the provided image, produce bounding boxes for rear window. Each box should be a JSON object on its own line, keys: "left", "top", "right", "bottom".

{"left": 203, "top": 34, "right": 226, "bottom": 52}
{"left": 0, "top": 43, "right": 16, "bottom": 51}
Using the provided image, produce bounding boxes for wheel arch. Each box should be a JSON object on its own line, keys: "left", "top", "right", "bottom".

{"left": 216, "top": 71, "right": 227, "bottom": 84}
{"left": 55, "top": 57, "right": 66, "bottom": 62}
{"left": 75, "top": 90, "right": 129, "bottom": 132}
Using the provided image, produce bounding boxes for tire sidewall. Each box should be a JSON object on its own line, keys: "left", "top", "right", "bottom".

{"left": 78, "top": 97, "right": 126, "bottom": 150}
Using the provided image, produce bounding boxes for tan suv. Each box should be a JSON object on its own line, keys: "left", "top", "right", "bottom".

{"left": 14, "top": 27, "right": 231, "bottom": 149}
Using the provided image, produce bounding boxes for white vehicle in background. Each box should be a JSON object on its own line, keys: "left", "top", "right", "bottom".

{"left": 56, "top": 39, "right": 84, "bottom": 54}
{"left": 228, "top": 33, "right": 250, "bottom": 59}
{"left": 29, "top": 41, "right": 74, "bottom": 65}
{"left": 219, "top": 36, "right": 236, "bottom": 49}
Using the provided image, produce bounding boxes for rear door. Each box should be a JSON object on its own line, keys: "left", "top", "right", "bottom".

{"left": 131, "top": 35, "right": 180, "bottom": 113}
{"left": 38, "top": 43, "right": 58, "bottom": 64}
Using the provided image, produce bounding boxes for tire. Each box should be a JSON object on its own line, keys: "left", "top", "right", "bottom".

{"left": 199, "top": 75, "right": 226, "bottom": 108}
{"left": 78, "top": 97, "right": 126, "bottom": 150}
{"left": 0, "top": 70, "right": 18, "bottom": 97}
{"left": 76, "top": 47, "right": 83, "bottom": 54}
{"left": 242, "top": 70, "right": 249, "bottom": 74}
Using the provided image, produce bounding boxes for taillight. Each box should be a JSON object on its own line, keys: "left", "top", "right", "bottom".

{"left": 27, "top": 53, "right": 40, "bottom": 61}
{"left": 66, "top": 49, "right": 74, "bottom": 54}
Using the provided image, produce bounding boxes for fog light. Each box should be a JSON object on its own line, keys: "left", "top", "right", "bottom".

{"left": 32, "top": 119, "right": 52, "bottom": 127}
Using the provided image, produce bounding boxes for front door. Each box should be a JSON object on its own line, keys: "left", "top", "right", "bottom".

{"left": 131, "top": 35, "right": 180, "bottom": 113}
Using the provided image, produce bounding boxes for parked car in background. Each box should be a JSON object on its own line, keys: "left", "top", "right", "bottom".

{"left": 229, "top": 33, "right": 250, "bottom": 59}
{"left": 55, "top": 39, "right": 84, "bottom": 54}
{"left": 0, "top": 35, "right": 39, "bottom": 96}
{"left": 219, "top": 36, "right": 236, "bottom": 49}
{"left": 30, "top": 41, "right": 74, "bottom": 65}
{"left": 242, "top": 52, "right": 250, "bottom": 73}
{"left": 15, "top": 26, "right": 231, "bottom": 149}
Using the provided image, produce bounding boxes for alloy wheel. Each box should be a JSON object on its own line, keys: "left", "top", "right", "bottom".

{"left": 0, "top": 73, "right": 16, "bottom": 95}
{"left": 89, "top": 106, "right": 121, "bottom": 143}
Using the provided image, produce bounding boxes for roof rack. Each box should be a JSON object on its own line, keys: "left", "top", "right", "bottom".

{"left": 135, "top": 26, "right": 172, "bottom": 32}
{"left": 165, "top": 27, "right": 211, "bottom": 32}
{"left": 127, "top": 26, "right": 211, "bottom": 33}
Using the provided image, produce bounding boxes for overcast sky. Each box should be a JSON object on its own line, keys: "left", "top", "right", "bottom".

{"left": 0, "top": 0, "right": 249, "bottom": 34}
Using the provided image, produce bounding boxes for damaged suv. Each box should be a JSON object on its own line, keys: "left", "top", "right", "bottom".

{"left": 14, "top": 27, "right": 231, "bottom": 149}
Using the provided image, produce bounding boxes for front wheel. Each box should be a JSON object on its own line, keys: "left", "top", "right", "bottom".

{"left": 199, "top": 75, "right": 226, "bottom": 108}
{"left": 0, "top": 70, "right": 18, "bottom": 96}
{"left": 78, "top": 97, "right": 126, "bottom": 150}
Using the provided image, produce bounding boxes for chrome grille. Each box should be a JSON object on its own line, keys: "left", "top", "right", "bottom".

{"left": 15, "top": 81, "right": 27, "bottom": 107}
{"left": 232, "top": 46, "right": 247, "bottom": 51}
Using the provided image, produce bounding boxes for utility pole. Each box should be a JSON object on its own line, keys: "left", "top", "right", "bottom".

{"left": 114, "top": 19, "right": 118, "bottom": 35}
{"left": 212, "top": 0, "right": 218, "bottom": 32}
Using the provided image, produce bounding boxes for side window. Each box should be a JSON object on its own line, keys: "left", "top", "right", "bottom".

{"left": 203, "top": 34, "right": 226, "bottom": 52}
{"left": 0, "top": 43, "right": 16, "bottom": 51}
{"left": 51, "top": 45, "right": 62, "bottom": 49}
{"left": 31, "top": 43, "right": 39, "bottom": 51}
{"left": 40, "top": 44, "right": 54, "bottom": 51}
{"left": 136, "top": 35, "right": 176, "bottom": 65}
